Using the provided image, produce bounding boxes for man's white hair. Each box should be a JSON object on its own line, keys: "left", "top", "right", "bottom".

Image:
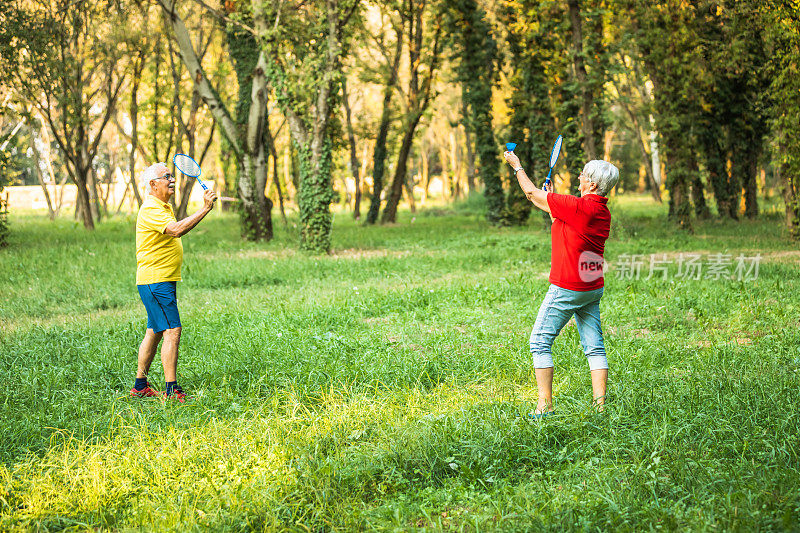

{"left": 583, "top": 160, "right": 620, "bottom": 197}
{"left": 140, "top": 162, "right": 168, "bottom": 194}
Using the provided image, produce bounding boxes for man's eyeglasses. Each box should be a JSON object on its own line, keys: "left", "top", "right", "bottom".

{"left": 156, "top": 173, "right": 175, "bottom": 182}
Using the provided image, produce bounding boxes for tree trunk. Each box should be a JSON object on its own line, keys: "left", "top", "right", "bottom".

{"left": 87, "top": 165, "right": 101, "bottom": 222}
{"left": 366, "top": 26, "right": 403, "bottom": 225}
{"left": 559, "top": 84, "right": 585, "bottom": 195}
{"left": 129, "top": 54, "right": 145, "bottom": 208}
{"left": 638, "top": 129, "right": 661, "bottom": 203}
{"left": 366, "top": 114, "right": 387, "bottom": 219}
{"left": 72, "top": 166, "right": 95, "bottom": 230}
{"left": 567, "top": 0, "right": 597, "bottom": 160}
{"left": 356, "top": 140, "right": 369, "bottom": 218}
{"left": 420, "top": 149, "right": 429, "bottom": 205}
{"left": 29, "top": 129, "right": 55, "bottom": 220}
{"left": 702, "top": 124, "right": 737, "bottom": 219}
{"left": 439, "top": 146, "right": 450, "bottom": 201}
{"left": 689, "top": 153, "right": 710, "bottom": 219}
{"left": 116, "top": 180, "right": 130, "bottom": 214}
{"left": 461, "top": 99, "right": 476, "bottom": 193}
{"left": 54, "top": 167, "right": 69, "bottom": 218}
{"left": 266, "top": 124, "right": 287, "bottom": 226}
{"left": 162, "top": 0, "right": 273, "bottom": 240}
{"left": 744, "top": 149, "right": 759, "bottom": 218}
{"left": 238, "top": 150, "right": 273, "bottom": 241}
{"left": 665, "top": 145, "right": 692, "bottom": 230}
{"left": 404, "top": 173, "right": 416, "bottom": 213}
{"left": 379, "top": 0, "right": 441, "bottom": 223}
{"left": 780, "top": 160, "right": 800, "bottom": 237}
{"left": 293, "top": 132, "right": 334, "bottom": 251}
{"left": 341, "top": 77, "right": 361, "bottom": 220}
{"left": 381, "top": 112, "right": 421, "bottom": 223}
{"left": 450, "top": 130, "right": 461, "bottom": 200}
{"left": 474, "top": 104, "right": 503, "bottom": 224}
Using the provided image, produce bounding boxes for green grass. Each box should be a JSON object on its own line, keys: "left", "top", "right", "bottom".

{"left": 1, "top": 196, "right": 799, "bottom": 531}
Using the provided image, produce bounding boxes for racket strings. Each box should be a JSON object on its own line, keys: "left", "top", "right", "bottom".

{"left": 174, "top": 154, "right": 201, "bottom": 178}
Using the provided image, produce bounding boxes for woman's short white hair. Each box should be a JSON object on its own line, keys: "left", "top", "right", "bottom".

{"left": 583, "top": 160, "right": 620, "bottom": 197}
{"left": 140, "top": 162, "right": 168, "bottom": 194}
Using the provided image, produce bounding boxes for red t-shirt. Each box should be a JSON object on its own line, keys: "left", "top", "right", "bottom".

{"left": 546, "top": 193, "right": 611, "bottom": 291}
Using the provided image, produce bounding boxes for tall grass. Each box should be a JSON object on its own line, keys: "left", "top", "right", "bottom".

{"left": 1, "top": 198, "right": 799, "bottom": 531}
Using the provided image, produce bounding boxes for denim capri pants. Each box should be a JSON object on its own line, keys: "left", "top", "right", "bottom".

{"left": 529, "top": 284, "right": 608, "bottom": 371}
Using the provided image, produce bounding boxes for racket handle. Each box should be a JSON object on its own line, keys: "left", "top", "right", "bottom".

{"left": 544, "top": 168, "right": 553, "bottom": 190}
{"left": 196, "top": 177, "right": 217, "bottom": 203}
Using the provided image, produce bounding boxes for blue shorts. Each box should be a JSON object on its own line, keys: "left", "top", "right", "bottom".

{"left": 137, "top": 281, "right": 181, "bottom": 333}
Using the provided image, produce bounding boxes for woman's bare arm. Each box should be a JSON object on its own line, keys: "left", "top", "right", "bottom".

{"left": 504, "top": 151, "right": 551, "bottom": 213}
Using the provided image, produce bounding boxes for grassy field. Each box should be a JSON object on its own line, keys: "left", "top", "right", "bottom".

{"left": 1, "top": 196, "right": 799, "bottom": 531}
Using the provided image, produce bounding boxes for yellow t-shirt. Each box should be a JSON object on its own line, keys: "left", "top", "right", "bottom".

{"left": 136, "top": 196, "right": 183, "bottom": 284}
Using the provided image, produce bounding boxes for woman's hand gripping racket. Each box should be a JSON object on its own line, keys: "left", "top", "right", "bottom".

{"left": 505, "top": 137, "right": 561, "bottom": 192}
{"left": 173, "top": 153, "right": 216, "bottom": 203}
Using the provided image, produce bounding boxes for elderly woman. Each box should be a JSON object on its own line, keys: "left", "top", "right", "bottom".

{"left": 503, "top": 150, "right": 620, "bottom": 417}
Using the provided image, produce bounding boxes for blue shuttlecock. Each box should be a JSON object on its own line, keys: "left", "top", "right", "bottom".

{"left": 505, "top": 142, "right": 517, "bottom": 151}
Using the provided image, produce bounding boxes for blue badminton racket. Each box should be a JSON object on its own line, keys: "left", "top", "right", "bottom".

{"left": 544, "top": 135, "right": 562, "bottom": 191}
{"left": 173, "top": 153, "right": 213, "bottom": 196}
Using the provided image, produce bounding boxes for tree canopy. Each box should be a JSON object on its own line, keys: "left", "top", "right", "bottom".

{"left": 1, "top": 0, "right": 799, "bottom": 246}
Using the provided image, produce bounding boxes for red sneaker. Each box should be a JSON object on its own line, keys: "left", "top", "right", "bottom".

{"left": 130, "top": 384, "right": 163, "bottom": 398}
{"left": 167, "top": 388, "right": 191, "bottom": 403}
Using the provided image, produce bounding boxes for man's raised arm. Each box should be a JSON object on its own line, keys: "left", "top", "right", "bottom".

{"left": 164, "top": 189, "right": 217, "bottom": 237}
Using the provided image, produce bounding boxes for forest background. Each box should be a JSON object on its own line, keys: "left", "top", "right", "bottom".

{"left": 1, "top": 0, "right": 799, "bottom": 251}
{"left": 2, "top": 1, "right": 800, "bottom": 529}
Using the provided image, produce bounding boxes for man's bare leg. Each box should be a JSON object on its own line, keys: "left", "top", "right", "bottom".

{"left": 535, "top": 367, "right": 555, "bottom": 414}
{"left": 161, "top": 327, "right": 182, "bottom": 383}
{"left": 591, "top": 368, "right": 607, "bottom": 411}
{"left": 137, "top": 329, "right": 163, "bottom": 379}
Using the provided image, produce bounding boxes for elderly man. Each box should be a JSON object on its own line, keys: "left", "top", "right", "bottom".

{"left": 503, "top": 150, "right": 619, "bottom": 418}
{"left": 130, "top": 162, "right": 216, "bottom": 402}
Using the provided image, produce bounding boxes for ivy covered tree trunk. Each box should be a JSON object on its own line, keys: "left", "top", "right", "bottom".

{"left": 558, "top": 86, "right": 586, "bottom": 195}
{"left": 766, "top": 0, "right": 800, "bottom": 238}
{"left": 742, "top": 148, "right": 760, "bottom": 219}
{"left": 505, "top": 60, "right": 552, "bottom": 226}
{"left": 475, "top": 98, "right": 504, "bottom": 225}
{"left": 227, "top": 24, "right": 273, "bottom": 241}
{"left": 161, "top": 0, "right": 273, "bottom": 241}
{"left": 781, "top": 162, "right": 800, "bottom": 238}
{"left": 629, "top": 1, "right": 703, "bottom": 231}
{"left": 294, "top": 131, "right": 335, "bottom": 252}
{"left": 567, "top": 0, "right": 597, "bottom": 161}
{"left": 698, "top": 126, "right": 732, "bottom": 218}
{"left": 584, "top": 0, "right": 608, "bottom": 157}
{"left": 503, "top": 113, "right": 531, "bottom": 226}
{"left": 689, "top": 153, "right": 710, "bottom": 219}
{"left": 662, "top": 126, "right": 693, "bottom": 229}
{"left": 366, "top": 91, "right": 393, "bottom": 225}
{"left": 730, "top": 119, "right": 764, "bottom": 220}
{"left": 446, "top": 0, "right": 503, "bottom": 224}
